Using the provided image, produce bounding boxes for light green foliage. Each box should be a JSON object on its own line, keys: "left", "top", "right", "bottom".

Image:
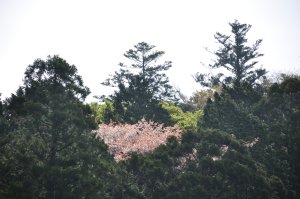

{"left": 161, "top": 101, "right": 203, "bottom": 131}
{"left": 89, "top": 99, "right": 115, "bottom": 124}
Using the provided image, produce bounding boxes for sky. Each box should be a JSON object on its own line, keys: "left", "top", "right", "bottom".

{"left": 0, "top": 0, "right": 300, "bottom": 102}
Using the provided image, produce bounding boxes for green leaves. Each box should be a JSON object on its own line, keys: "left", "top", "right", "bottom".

{"left": 1, "top": 56, "right": 118, "bottom": 198}
{"left": 0, "top": 22, "right": 299, "bottom": 198}
{"left": 24, "top": 55, "right": 90, "bottom": 100}
{"left": 195, "top": 20, "right": 266, "bottom": 89}
{"left": 161, "top": 101, "right": 203, "bottom": 131}
{"left": 101, "top": 42, "right": 178, "bottom": 124}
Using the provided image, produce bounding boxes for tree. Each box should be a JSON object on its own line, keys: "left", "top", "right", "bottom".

{"left": 161, "top": 101, "right": 203, "bottom": 131}
{"left": 1, "top": 56, "right": 117, "bottom": 198}
{"left": 89, "top": 100, "right": 115, "bottom": 124}
{"left": 0, "top": 94, "right": 7, "bottom": 133}
{"left": 195, "top": 20, "right": 266, "bottom": 89}
{"left": 252, "top": 76, "right": 300, "bottom": 197}
{"left": 196, "top": 21, "right": 268, "bottom": 141}
{"left": 123, "top": 128, "right": 274, "bottom": 199}
{"left": 102, "top": 42, "right": 178, "bottom": 124}
{"left": 201, "top": 91, "right": 268, "bottom": 140}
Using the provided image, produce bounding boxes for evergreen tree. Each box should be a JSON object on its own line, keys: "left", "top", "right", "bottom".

{"left": 124, "top": 129, "right": 274, "bottom": 199}
{"left": 252, "top": 76, "right": 300, "bottom": 198}
{"left": 195, "top": 20, "right": 266, "bottom": 90}
{"left": 1, "top": 56, "right": 117, "bottom": 198}
{"left": 0, "top": 94, "right": 7, "bottom": 134}
{"left": 194, "top": 21, "right": 268, "bottom": 141}
{"left": 201, "top": 92, "right": 267, "bottom": 140}
{"left": 102, "top": 42, "right": 178, "bottom": 124}
{"left": 195, "top": 21, "right": 266, "bottom": 108}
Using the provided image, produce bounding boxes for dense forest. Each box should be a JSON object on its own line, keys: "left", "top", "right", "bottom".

{"left": 1, "top": 21, "right": 299, "bottom": 199}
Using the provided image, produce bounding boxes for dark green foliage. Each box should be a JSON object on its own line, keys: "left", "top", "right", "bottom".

{"left": 251, "top": 77, "right": 300, "bottom": 198}
{"left": 201, "top": 91, "right": 267, "bottom": 140}
{"left": 195, "top": 20, "right": 269, "bottom": 140}
{"left": 0, "top": 95, "right": 8, "bottom": 135}
{"left": 198, "top": 76, "right": 300, "bottom": 198}
{"left": 122, "top": 129, "right": 274, "bottom": 199}
{"left": 194, "top": 19, "right": 269, "bottom": 140}
{"left": 0, "top": 56, "right": 118, "bottom": 198}
{"left": 195, "top": 20, "right": 266, "bottom": 89}
{"left": 192, "top": 21, "right": 300, "bottom": 198}
{"left": 1, "top": 22, "right": 300, "bottom": 199}
{"left": 102, "top": 42, "right": 178, "bottom": 124}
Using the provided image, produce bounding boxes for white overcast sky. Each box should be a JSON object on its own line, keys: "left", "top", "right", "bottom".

{"left": 0, "top": 0, "right": 300, "bottom": 102}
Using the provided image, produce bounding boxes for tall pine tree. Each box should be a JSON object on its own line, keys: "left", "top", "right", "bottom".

{"left": 102, "top": 42, "right": 178, "bottom": 124}
{"left": 195, "top": 20, "right": 266, "bottom": 90}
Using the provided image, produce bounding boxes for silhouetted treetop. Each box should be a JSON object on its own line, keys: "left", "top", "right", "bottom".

{"left": 195, "top": 20, "right": 266, "bottom": 88}
{"left": 24, "top": 55, "right": 90, "bottom": 100}
{"left": 102, "top": 42, "right": 176, "bottom": 102}
{"left": 101, "top": 42, "right": 178, "bottom": 123}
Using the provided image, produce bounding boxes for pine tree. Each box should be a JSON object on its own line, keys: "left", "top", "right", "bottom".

{"left": 102, "top": 42, "right": 178, "bottom": 124}
{"left": 195, "top": 20, "right": 266, "bottom": 89}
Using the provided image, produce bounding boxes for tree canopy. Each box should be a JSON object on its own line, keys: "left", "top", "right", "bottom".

{"left": 1, "top": 56, "right": 118, "bottom": 198}
{"left": 1, "top": 21, "right": 300, "bottom": 199}
{"left": 195, "top": 20, "right": 267, "bottom": 89}
{"left": 101, "top": 42, "right": 178, "bottom": 124}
